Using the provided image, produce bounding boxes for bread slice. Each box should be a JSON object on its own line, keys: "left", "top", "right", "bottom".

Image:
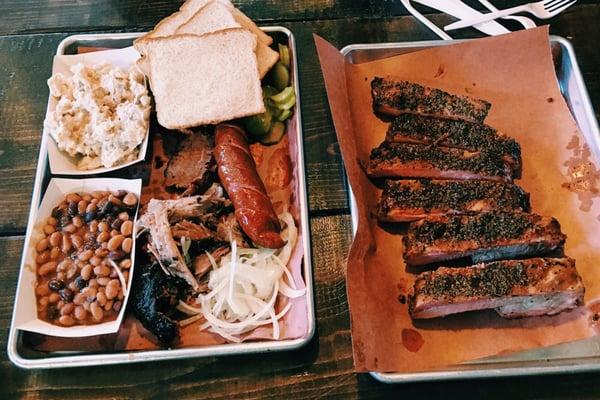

{"left": 134, "top": 0, "right": 277, "bottom": 78}
{"left": 175, "top": 0, "right": 239, "bottom": 36}
{"left": 142, "top": 30, "right": 265, "bottom": 129}
{"left": 134, "top": 0, "right": 223, "bottom": 75}
{"left": 230, "top": 7, "right": 273, "bottom": 46}
{"left": 173, "top": 1, "right": 278, "bottom": 78}
{"left": 135, "top": 0, "right": 233, "bottom": 44}
{"left": 255, "top": 41, "right": 279, "bottom": 78}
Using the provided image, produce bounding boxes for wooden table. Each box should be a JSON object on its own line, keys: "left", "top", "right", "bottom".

{"left": 1, "top": 1, "right": 600, "bottom": 398}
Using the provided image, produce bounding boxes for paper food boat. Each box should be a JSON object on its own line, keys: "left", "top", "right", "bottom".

{"left": 45, "top": 46, "right": 150, "bottom": 175}
{"left": 14, "top": 178, "right": 141, "bottom": 337}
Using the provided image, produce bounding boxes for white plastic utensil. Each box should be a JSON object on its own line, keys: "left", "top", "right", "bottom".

{"left": 400, "top": 0, "right": 453, "bottom": 40}
{"left": 445, "top": 0, "right": 577, "bottom": 31}
{"left": 411, "top": 0, "right": 510, "bottom": 36}
{"left": 478, "top": 0, "right": 537, "bottom": 29}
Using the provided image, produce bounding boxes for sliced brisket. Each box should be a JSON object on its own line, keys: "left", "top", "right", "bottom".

{"left": 403, "top": 211, "right": 566, "bottom": 266}
{"left": 409, "top": 257, "right": 584, "bottom": 319}
{"left": 371, "top": 77, "right": 491, "bottom": 123}
{"left": 367, "top": 142, "right": 514, "bottom": 181}
{"left": 378, "top": 179, "right": 530, "bottom": 222}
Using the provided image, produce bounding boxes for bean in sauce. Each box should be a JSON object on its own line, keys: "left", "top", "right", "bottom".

{"left": 33, "top": 190, "right": 137, "bottom": 326}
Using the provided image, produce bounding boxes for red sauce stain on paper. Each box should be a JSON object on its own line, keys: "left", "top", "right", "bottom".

{"left": 562, "top": 135, "right": 600, "bottom": 212}
{"left": 588, "top": 300, "right": 600, "bottom": 332}
{"left": 401, "top": 329, "right": 424, "bottom": 352}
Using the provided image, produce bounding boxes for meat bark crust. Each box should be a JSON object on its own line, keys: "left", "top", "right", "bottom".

{"left": 371, "top": 77, "right": 492, "bottom": 123}
{"left": 131, "top": 262, "right": 188, "bottom": 345}
{"left": 367, "top": 142, "right": 514, "bottom": 181}
{"left": 403, "top": 211, "right": 566, "bottom": 266}
{"left": 387, "top": 114, "right": 522, "bottom": 177}
{"left": 378, "top": 179, "right": 531, "bottom": 222}
{"left": 409, "top": 257, "right": 584, "bottom": 319}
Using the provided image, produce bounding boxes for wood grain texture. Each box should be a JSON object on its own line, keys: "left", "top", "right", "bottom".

{"left": 1, "top": 5, "right": 599, "bottom": 234}
{"left": 0, "top": 34, "right": 65, "bottom": 235}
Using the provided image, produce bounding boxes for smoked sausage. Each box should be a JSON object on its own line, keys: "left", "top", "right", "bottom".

{"left": 214, "top": 124, "right": 284, "bottom": 249}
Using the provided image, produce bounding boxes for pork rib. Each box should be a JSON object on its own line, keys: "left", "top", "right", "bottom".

{"left": 378, "top": 179, "right": 530, "bottom": 222}
{"left": 409, "top": 257, "right": 584, "bottom": 319}
{"left": 367, "top": 142, "right": 514, "bottom": 182}
{"left": 403, "top": 211, "right": 566, "bottom": 266}
{"left": 371, "top": 77, "right": 491, "bottom": 123}
{"left": 387, "top": 114, "right": 521, "bottom": 177}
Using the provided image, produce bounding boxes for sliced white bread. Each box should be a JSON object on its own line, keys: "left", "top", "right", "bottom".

{"left": 175, "top": 0, "right": 240, "bottom": 35}
{"left": 134, "top": 0, "right": 277, "bottom": 78}
{"left": 173, "top": 0, "right": 278, "bottom": 78}
{"left": 255, "top": 41, "right": 279, "bottom": 78}
{"left": 141, "top": 30, "right": 265, "bottom": 129}
{"left": 135, "top": 0, "right": 233, "bottom": 43}
{"left": 230, "top": 7, "right": 273, "bottom": 46}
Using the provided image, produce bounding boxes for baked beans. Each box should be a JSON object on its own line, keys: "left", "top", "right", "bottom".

{"left": 34, "top": 190, "right": 137, "bottom": 326}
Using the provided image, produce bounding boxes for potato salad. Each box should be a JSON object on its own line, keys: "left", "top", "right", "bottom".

{"left": 45, "top": 62, "right": 151, "bottom": 169}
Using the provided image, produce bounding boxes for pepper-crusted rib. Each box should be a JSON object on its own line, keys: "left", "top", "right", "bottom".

{"left": 371, "top": 77, "right": 491, "bottom": 123}
{"left": 378, "top": 179, "right": 531, "bottom": 222}
{"left": 403, "top": 211, "right": 566, "bottom": 266}
{"left": 367, "top": 142, "right": 514, "bottom": 181}
{"left": 387, "top": 114, "right": 522, "bottom": 177}
{"left": 409, "top": 257, "right": 584, "bottom": 319}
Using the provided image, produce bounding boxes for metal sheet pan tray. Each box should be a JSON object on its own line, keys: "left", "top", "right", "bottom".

{"left": 342, "top": 36, "right": 600, "bottom": 383}
{"left": 7, "top": 27, "right": 315, "bottom": 369}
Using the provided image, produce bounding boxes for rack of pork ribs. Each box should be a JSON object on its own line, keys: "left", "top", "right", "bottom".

{"left": 368, "top": 78, "right": 584, "bottom": 320}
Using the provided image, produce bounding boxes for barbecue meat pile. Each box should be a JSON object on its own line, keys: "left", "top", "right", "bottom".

{"left": 366, "top": 77, "right": 584, "bottom": 320}
{"left": 130, "top": 130, "right": 251, "bottom": 345}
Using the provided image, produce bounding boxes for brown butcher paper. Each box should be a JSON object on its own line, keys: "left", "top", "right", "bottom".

{"left": 315, "top": 27, "right": 600, "bottom": 373}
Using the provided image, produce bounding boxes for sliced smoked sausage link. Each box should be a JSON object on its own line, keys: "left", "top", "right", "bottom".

{"left": 215, "top": 124, "right": 284, "bottom": 249}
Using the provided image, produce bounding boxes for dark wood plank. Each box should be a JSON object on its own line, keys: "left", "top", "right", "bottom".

{"left": 0, "top": 0, "right": 598, "bottom": 36}
{"left": 0, "top": 0, "right": 382, "bottom": 36}
{"left": 0, "top": 34, "right": 66, "bottom": 235}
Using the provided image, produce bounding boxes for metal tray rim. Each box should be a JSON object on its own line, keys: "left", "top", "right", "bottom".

{"left": 7, "top": 26, "right": 316, "bottom": 369}
{"left": 339, "top": 36, "right": 600, "bottom": 383}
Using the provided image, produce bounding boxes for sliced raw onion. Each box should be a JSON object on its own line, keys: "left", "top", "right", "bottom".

{"left": 195, "top": 211, "right": 305, "bottom": 342}
{"left": 107, "top": 258, "right": 128, "bottom": 293}
{"left": 177, "top": 300, "right": 202, "bottom": 315}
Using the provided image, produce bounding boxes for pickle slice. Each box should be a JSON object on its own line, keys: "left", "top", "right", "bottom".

{"left": 271, "top": 87, "right": 296, "bottom": 111}
{"left": 278, "top": 44, "right": 290, "bottom": 68}
{"left": 267, "top": 61, "right": 289, "bottom": 91}
{"left": 274, "top": 108, "right": 292, "bottom": 122}
{"left": 244, "top": 108, "right": 272, "bottom": 138}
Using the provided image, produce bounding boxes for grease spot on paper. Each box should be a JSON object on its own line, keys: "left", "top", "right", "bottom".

{"left": 401, "top": 329, "right": 424, "bottom": 352}
{"left": 562, "top": 135, "right": 600, "bottom": 212}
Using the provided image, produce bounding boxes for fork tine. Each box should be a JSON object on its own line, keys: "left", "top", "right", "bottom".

{"left": 548, "top": 0, "right": 577, "bottom": 13}
{"left": 544, "top": 0, "right": 563, "bottom": 6}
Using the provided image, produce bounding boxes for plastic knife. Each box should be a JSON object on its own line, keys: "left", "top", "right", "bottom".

{"left": 412, "top": 0, "right": 510, "bottom": 36}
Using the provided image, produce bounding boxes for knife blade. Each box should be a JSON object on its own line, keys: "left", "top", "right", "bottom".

{"left": 412, "top": 0, "right": 510, "bottom": 36}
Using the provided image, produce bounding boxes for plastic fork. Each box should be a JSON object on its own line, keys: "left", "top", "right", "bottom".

{"left": 444, "top": 0, "right": 577, "bottom": 31}
{"left": 478, "top": 0, "right": 537, "bottom": 29}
